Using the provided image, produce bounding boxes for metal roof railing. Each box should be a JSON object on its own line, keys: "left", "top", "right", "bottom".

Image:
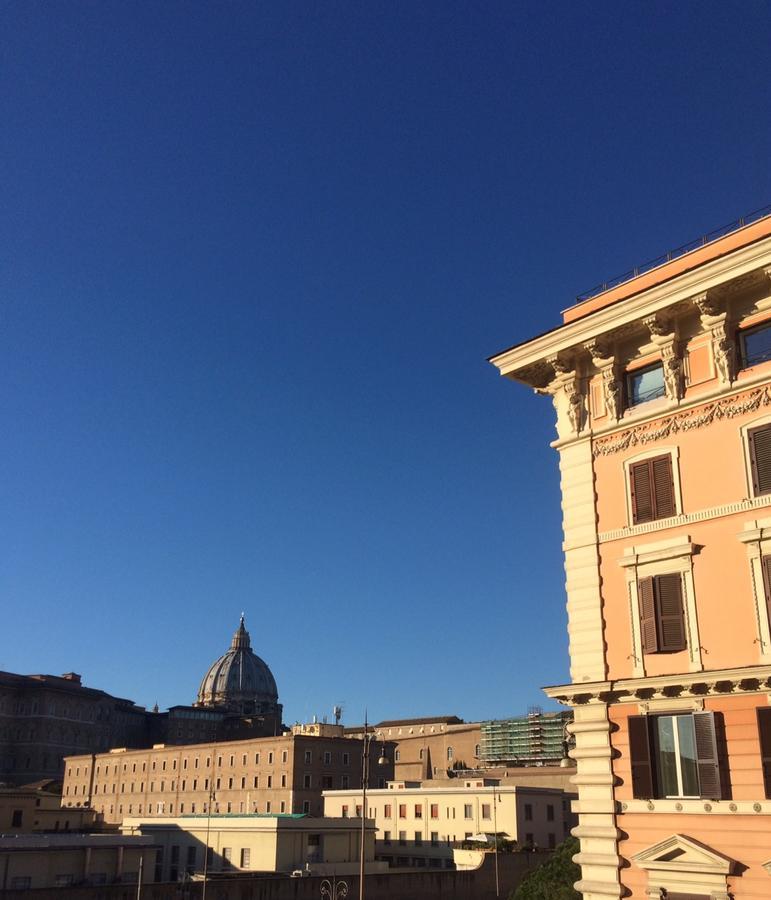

{"left": 576, "top": 203, "right": 771, "bottom": 304}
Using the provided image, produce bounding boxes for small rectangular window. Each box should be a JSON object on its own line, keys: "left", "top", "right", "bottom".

{"left": 626, "top": 362, "right": 665, "bottom": 407}
{"left": 463, "top": 804, "right": 473, "bottom": 819}
{"left": 629, "top": 455, "right": 676, "bottom": 523}
{"left": 748, "top": 424, "right": 771, "bottom": 496}
{"left": 399, "top": 804, "right": 407, "bottom": 818}
{"left": 524, "top": 803, "right": 532, "bottom": 821}
{"left": 481, "top": 803, "right": 491, "bottom": 819}
{"left": 741, "top": 321, "right": 771, "bottom": 368}
{"left": 639, "top": 574, "right": 686, "bottom": 653}
{"left": 757, "top": 707, "right": 771, "bottom": 798}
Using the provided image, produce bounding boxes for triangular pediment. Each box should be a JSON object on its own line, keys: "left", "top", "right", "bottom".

{"left": 632, "top": 834, "right": 733, "bottom": 875}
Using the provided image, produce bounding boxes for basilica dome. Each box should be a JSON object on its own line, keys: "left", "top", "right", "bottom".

{"left": 195, "top": 616, "right": 280, "bottom": 717}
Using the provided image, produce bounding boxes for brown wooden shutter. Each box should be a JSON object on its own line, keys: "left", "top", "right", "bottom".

{"left": 638, "top": 577, "right": 658, "bottom": 653}
{"left": 628, "top": 715, "right": 655, "bottom": 799}
{"left": 630, "top": 461, "right": 653, "bottom": 523}
{"left": 655, "top": 574, "right": 686, "bottom": 652}
{"left": 651, "top": 455, "right": 675, "bottom": 518}
{"left": 693, "top": 711, "right": 723, "bottom": 800}
{"left": 761, "top": 557, "right": 771, "bottom": 629}
{"left": 749, "top": 425, "right": 771, "bottom": 495}
{"left": 757, "top": 707, "right": 771, "bottom": 799}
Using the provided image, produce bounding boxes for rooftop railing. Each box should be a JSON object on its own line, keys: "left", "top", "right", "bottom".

{"left": 575, "top": 203, "right": 771, "bottom": 304}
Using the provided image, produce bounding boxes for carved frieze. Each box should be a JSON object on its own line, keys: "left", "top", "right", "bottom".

{"left": 593, "top": 384, "right": 771, "bottom": 457}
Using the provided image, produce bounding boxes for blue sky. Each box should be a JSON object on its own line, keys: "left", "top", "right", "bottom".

{"left": 2, "top": 2, "right": 770, "bottom": 725}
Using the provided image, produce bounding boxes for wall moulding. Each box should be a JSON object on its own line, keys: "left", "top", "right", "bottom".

{"left": 596, "top": 493, "right": 771, "bottom": 545}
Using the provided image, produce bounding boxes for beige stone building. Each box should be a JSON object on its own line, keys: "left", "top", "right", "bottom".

{"left": 120, "top": 813, "right": 384, "bottom": 879}
{"left": 63, "top": 728, "right": 394, "bottom": 826}
{"left": 323, "top": 778, "right": 575, "bottom": 868}
{"left": 0, "top": 780, "right": 94, "bottom": 834}
{"left": 0, "top": 833, "right": 157, "bottom": 891}
{"left": 365, "top": 717, "right": 483, "bottom": 780}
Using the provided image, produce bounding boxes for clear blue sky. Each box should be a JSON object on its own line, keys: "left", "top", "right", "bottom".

{"left": 2, "top": 2, "right": 770, "bottom": 725}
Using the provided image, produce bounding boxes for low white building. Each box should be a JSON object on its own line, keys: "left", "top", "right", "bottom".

{"left": 120, "top": 813, "right": 387, "bottom": 880}
{"left": 323, "top": 778, "right": 574, "bottom": 868}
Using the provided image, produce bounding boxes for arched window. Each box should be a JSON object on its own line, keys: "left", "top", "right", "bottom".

{"left": 419, "top": 749, "right": 424, "bottom": 760}
{"left": 475, "top": 744, "right": 480, "bottom": 757}
{"left": 447, "top": 747, "right": 454, "bottom": 761}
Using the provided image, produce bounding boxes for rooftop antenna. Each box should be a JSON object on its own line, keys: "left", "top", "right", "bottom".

{"left": 333, "top": 705, "right": 343, "bottom": 726}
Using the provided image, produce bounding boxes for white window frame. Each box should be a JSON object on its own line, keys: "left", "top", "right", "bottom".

{"left": 619, "top": 535, "right": 701, "bottom": 676}
{"left": 738, "top": 515, "right": 771, "bottom": 664}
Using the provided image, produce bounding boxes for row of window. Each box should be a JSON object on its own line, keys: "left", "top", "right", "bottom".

{"left": 628, "top": 422, "right": 771, "bottom": 531}
{"left": 621, "top": 319, "right": 771, "bottom": 414}
{"left": 66, "top": 769, "right": 355, "bottom": 800}
{"left": 380, "top": 831, "right": 558, "bottom": 849}
{"left": 632, "top": 552, "right": 771, "bottom": 657}
{"left": 341, "top": 801, "right": 553, "bottom": 822}
{"left": 628, "top": 708, "right": 771, "bottom": 800}
{"left": 76, "top": 747, "right": 351, "bottom": 781}
{"left": 94, "top": 796, "right": 304, "bottom": 816}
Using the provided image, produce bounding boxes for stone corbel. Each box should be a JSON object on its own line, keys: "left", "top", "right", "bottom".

{"left": 692, "top": 291, "right": 734, "bottom": 385}
{"left": 585, "top": 339, "right": 622, "bottom": 422}
{"left": 643, "top": 312, "right": 674, "bottom": 342}
{"left": 542, "top": 354, "right": 586, "bottom": 438}
{"left": 660, "top": 341, "right": 684, "bottom": 402}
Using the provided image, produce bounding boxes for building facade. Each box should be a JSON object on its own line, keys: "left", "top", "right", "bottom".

{"left": 0, "top": 671, "right": 151, "bottom": 787}
{"left": 323, "top": 779, "right": 574, "bottom": 868}
{"left": 347, "top": 717, "right": 483, "bottom": 781}
{"left": 63, "top": 730, "right": 395, "bottom": 826}
{"left": 490, "top": 210, "right": 771, "bottom": 898}
{"left": 480, "top": 709, "right": 573, "bottom": 767}
{"left": 0, "top": 833, "right": 157, "bottom": 891}
{"left": 120, "top": 814, "right": 381, "bottom": 880}
{"left": 0, "top": 780, "right": 95, "bottom": 834}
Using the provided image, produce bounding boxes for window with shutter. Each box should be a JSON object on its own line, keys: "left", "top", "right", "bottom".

{"left": 629, "top": 454, "right": 676, "bottom": 524}
{"left": 756, "top": 707, "right": 771, "bottom": 799}
{"left": 628, "top": 716, "right": 654, "bottom": 799}
{"left": 655, "top": 574, "right": 686, "bottom": 652}
{"left": 692, "top": 711, "right": 723, "bottom": 800}
{"left": 638, "top": 578, "right": 658, "bottom": 653}
{"left": 638, "top": 574, "right": 686, "bottom": 654}
{"left": 748, "top": 424, "right": 771, "bottom": 496}
{"left": 761, "top": 557, "right": 771, "bottom": 633}
{"left": 629, "top": 713, "right": 726, "bottom": 800}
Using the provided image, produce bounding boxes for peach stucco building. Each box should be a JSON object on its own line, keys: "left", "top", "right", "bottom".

{"left": 490, "top": 208, "right": 771, "bottom": 899}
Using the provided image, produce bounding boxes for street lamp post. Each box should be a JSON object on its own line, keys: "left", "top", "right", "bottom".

{"left": 359, "top": 713, "right": 388, "bottom": 900}
{"left": 492, "top": 787, "right": 499, "bottom": 898}
{"left": 201, "top": 743, "right": 218, "bottom": 900}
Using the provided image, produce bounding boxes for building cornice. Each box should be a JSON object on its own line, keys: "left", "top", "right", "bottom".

{"left": 543, "top": 664, "right": 771, "bottom": 706}
{"left": 489, "top": 235, "right": 771, "bottom": 381}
